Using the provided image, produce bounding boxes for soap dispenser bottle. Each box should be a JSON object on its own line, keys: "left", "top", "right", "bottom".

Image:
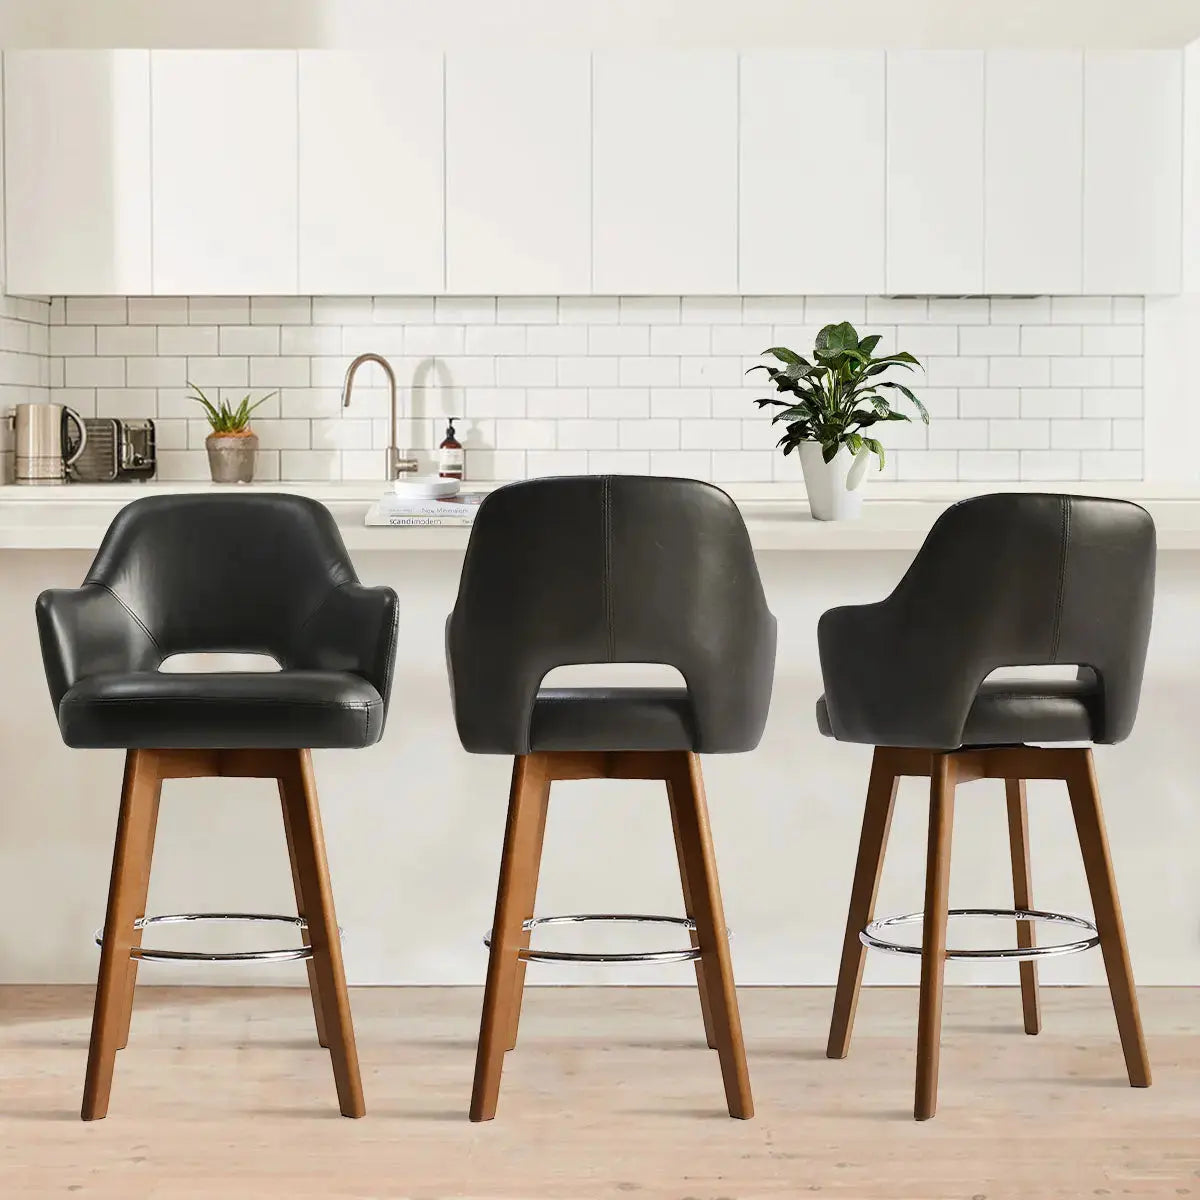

{"left": 438, "top": 418, "right": 464, "bottom": 481}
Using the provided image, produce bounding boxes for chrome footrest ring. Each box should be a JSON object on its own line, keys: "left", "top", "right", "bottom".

{"left": 483, "top": 913, "right": 729, "bottom": 965}
{"left": 93, "top": 912, "right": 341, "bottom": 964}
{"left": 861, "top": 907, "right": 1099, "bottom": 962}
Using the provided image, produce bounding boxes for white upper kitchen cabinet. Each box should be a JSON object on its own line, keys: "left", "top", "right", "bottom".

{"left": 4, "top": 51, "right": 151, "bottom": 295}
{"left": 446, "top": 51, "right": 591, "bottom": 294}
{"left": 592, "top": 51, "right": 738, "bottom": 295}
{"left": 886, "top": 51, "right": 985, "bottom": 295}
{"left": 985, "top": 51, "right": 1084, "bottom": 294}
{"left": 1083, "top": 51, "right": 1183, "bottom": 294}
{"left": 151, "top": 51, "right": 298, "bottom": 295}
{"left": 299, "top": 51, "right": 444, "bottom": 295}
{"left": 740, "top": 51, "right": 885, "bottom": 295}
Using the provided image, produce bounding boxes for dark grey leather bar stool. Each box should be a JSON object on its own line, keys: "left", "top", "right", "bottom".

{"left": 817, "top": 492, "right": 1154, "bottom": 1120}
{"left": 447, "top": 475, "right": 776, "bottom": 1121}
{"left": 36, "top": 494, "right": 398, "bottom": 1120}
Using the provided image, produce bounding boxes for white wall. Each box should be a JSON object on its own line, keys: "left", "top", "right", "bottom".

{"left": 0, "top": 0, "right": 1197, "bottom": 49}
{"left": 1, "top": 548, "right": 1197, "bottom": 989}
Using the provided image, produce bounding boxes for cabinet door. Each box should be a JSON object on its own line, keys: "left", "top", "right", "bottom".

{"left": 592, "top": 51, "right": 737, "bottom": 295}
{"left": 4, "top": 51, "right": 151, "bottom": 295}
{"left": 886, "top": 51, "right": 985, "bottom": 295}
{"left": 985, "top": 51, "right": 1083, "bottom": 294}
{"left": 151, "top": 51, "right": 298, "bottom": 294}
{"left": 299, "top": 51, "right": 444, "bottom": 295}
{"left": 1084, "top": 51, "right": 1183, "bottom": 294}
{"left": 740, "top": 51, "right": 885, "bottom": 295}
{"left": 446, "top": 51, "right": 590, "bottom": 294}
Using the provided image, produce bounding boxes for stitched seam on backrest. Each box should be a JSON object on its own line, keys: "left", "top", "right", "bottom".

{"left": 602, "top": 476, "right": 615, "bottom": 661}
{"left": 1049, "top": 495, "right": 1070, "bottom": 662}
{"left": 93, "top": 582, "right": 164, "bottom": 659}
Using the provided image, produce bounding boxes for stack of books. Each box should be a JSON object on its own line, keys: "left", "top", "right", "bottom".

{"left": 364, "top": 490, "right": 486, "bottom": 527}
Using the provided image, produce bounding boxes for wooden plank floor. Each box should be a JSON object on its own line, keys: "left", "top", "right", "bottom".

{"left": 0, "top": 985, "right": 1197, "bottom": 1199}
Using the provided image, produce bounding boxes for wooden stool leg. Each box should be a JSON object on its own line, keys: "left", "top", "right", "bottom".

{"left": 1066, "top": 749, "right": 1151, "bottom": 1088}
{"left": 915, "top": 753, "right": 956, "bottom": 1121}
{"left": 506, "top": 772, "right": 551, "bottom": 1052}
{"left": 278, "top": 749, "right": 365, "bottom": 1118}
{"left": 668, "top": 752, "right": 754, "bottom": 1119}
{"left": 827, "top": 747, "right": 899, "bottom": 1059}
{"left": 115, "top": 770, "right": 161, "bottom": 1052}
{"left": 1004, "top": 777, "right": 1041, "bottom": 1036}
{"left": 280, "top": 784, "right": 328, "bottom": 1049}
{"left": 668, "top": 771, "right": 718, "bottom": 1050}
{"left": 471, "top": 754, "right": 550, "bottom": 1121}
{"left": 83, "top": 749, "right": 162, "bottom": 1120}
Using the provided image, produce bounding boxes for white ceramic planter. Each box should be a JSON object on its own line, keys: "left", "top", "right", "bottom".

{"left": 798, "top": 441, "right": 872, "bottom": 521}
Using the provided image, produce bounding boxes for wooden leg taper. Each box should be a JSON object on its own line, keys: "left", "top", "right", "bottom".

{"left": 1005, "top": 777, "right": 1041, "bottom": 1036}
{"left": 915, "top": 753, "right": 956, "bottom": 1121}
{"left": 668, "top": 753, "right": 754, "bottom": 1119}
{"left": 1066, "top": 749, "right": 1151, "bottom": 1088}
{"left": 827, "top": 747, "right": 899, "bottom": 1059}
{"left": 278, "top": 750, "right": 365, "bottom": 1117}
{"left": 505, "top": 770, "right": 550, "bottom": 1053}
{"left": 83, "top": 749, "right": 162, "bottom": 1120}
{"left": 471, "top": 755, "right": 550, "bottom": 1121}
{"left": 668, "top": 770, "right": 717, "bottom": 1051}
{"left": 280, "top": 784, "right": 328, "bottom": 1049}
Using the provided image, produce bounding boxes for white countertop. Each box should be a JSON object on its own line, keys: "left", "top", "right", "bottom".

{"left": 1, "top": 480, "right": 1199, "bottom": 551}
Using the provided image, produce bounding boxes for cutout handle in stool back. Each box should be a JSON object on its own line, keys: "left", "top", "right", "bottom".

{"left": 816, "top": 492, "right": 1155, "bottom": 1121}
{"left": 36, "top": 493, "right": 398, "bottom": 1120}
{"left": 447, "top": 475, "right": 776, "bottom": 1121}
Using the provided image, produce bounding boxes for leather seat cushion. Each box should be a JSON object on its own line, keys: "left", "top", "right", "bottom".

{"left": 58, "top": 670, "right": 385, "bottom": 750}
{"left": 529, "top": 687, "right": 695, "bottom": 752}
{"left": 816, "top": 677, "right": 1097, "bottom": 747}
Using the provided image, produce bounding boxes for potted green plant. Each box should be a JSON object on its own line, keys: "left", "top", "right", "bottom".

{"left": 188, "top": 382, "right": 277, "bottom": 484}
{"left": 748, "top": 322, "right": 929, "bottom": 520}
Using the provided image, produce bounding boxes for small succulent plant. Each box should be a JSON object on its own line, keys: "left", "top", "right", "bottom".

{"left": 188, "top": 381, "right": 277, "bottom": 436}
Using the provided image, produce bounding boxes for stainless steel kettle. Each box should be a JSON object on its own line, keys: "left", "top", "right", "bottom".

{"left": 12, "top": 402, "right": 88, "bottom": 485}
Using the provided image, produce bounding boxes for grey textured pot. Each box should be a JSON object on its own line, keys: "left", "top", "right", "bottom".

{"left": 205, "top": 432, "right": 258, "bottom": 483}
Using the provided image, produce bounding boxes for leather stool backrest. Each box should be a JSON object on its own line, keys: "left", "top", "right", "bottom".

{"left": 70, "top": 492, "right": 360, "bottom": 669}
{"left": 818, "top": 492, "right": 1156, "bottom": 748}
{"left": 447, "top": 475, "right": 777, "bottom": 755}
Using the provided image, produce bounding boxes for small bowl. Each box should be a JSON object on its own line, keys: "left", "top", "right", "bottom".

{"left": 389, "top": 476, "right": 461, "bottom": 500}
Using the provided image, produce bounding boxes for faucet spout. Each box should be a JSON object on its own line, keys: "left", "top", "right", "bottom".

{"left": 341, "top": 352, "right": 419, "bottom": 480}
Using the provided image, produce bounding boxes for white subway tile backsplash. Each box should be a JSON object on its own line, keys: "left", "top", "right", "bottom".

{"left": 64, "top": 357, "right": 124, "bottom": 387}
{"left": 433, "top": 297, "right": 495, "bottom": 324}
{"left": 588, "top": 387, "right": 649, "bottom": 419}
{"left": 1082, "top": 450, "right": 1141, "bottom": 480}
{"left": 681, "top": 297, "right": 742, "bottom": 324}
{"left": 129, "top": 297, "right": 187, "bottom": 325}
{"left": 220, "top": 325, "right": 281, "bottom": 356}
{"left": 25, "top": 291, "right": 1140, "bottom": 486}
{"left": 619, "top": 297, "right": 680, "bottom": 324}
{"left": 1051, "top": 296, "right": 1113, "bottom": 323}
{"left": 95, "top": 387, "right": 156, "bottom": 419}
{"left": 1050, "top": 357, "right": 1112, "bottom": 387}
{"left": 158, "top": 325, "right": 219, "bottom": 356}
{"left": 189, "top": 297, "right": 249, "bottom": 325}
{"left": 96, "top": 325, "right": 157, "bottom": 356}
{"left": 251, "top": 297, "right": 311, "bottom": 325}
{"left": 589, "top": 325, "right": 650, "bottom": 356}
{"left": 498, "top": 297, "right": 557, "bottom": 324}
{"left": 50, "top": 326, "right": 96, "bottom": 356}
{"left": 1019, "top": 325, "right": 1082, "bottom": 356}
{"left": 66, "top": 297, "right": 127, "bottom": 325}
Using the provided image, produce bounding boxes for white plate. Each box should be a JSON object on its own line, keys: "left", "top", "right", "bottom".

{"left": 388, "top": 476, "right": 461, "bottom": 500}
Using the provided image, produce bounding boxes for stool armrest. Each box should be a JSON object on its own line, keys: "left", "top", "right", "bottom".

{"left": 289, "top": 582, "right": 399, "bottom": 714}
{"left": 817, "top": 599, "right": 986, "bottom": 749}
{"left": 36, "top": 585, "right": 161, "bottom": 712}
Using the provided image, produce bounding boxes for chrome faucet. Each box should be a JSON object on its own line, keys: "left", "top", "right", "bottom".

{"left": 341, "top": 352, "right": 419, "bottom": 479}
